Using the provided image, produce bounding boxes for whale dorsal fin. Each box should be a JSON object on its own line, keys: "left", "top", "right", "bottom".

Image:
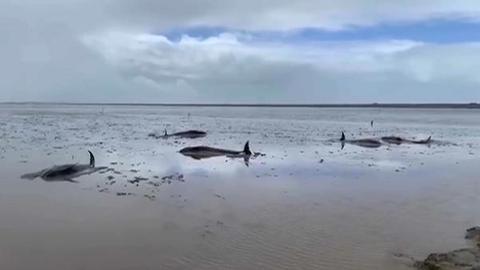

{"left": 426, "top": 136, "right": 432, "bottom": 143}
{"left": 164, "top": 129, "right": 168, "bottom": 136}
{"left": 341, "top": 132, "right": 346, "bottom": 141}
{"left": 243, "top": 141, "right": 252, "bottom": 155}
{"left": 88, "top": 151, "right": 95, "bottom": 167}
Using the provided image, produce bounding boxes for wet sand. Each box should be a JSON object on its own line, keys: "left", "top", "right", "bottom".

{"left": 0, "top": 104, "right": 479, "bottom": 270}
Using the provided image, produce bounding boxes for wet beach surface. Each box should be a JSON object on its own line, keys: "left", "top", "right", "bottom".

{"left": 1, "top": 104, "right": 480, "bottom": 270}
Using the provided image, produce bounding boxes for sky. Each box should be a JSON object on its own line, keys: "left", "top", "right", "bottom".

{"left": 2, "top": 0, "right": 480, "bottom": 103}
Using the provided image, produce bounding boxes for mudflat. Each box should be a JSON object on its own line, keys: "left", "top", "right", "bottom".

{"left": 1, "top": 104, "right": 479, "bottom": 270}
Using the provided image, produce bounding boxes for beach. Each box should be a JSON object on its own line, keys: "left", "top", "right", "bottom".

{"left": 0, "top": 104, "right": 479, "bottom": 270}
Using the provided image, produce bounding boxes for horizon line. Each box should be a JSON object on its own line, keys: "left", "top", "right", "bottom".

{"left": 1, "top": 102, "right": 480, "bottom": 109}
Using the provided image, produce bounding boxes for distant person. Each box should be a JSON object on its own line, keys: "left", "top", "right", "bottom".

{"left": 371, "top": 120, "right": 374, "bottom": 127}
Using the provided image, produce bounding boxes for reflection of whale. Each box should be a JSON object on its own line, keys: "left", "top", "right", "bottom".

{"left": 149, "top": 129, "right": 207, "bottom": 139}
{"left": 340, "top": 132, "right": 382, "bottom": 149}
{"left": 381, "top": 136, "right": 432, "bottom": 145}
{"left": 21, "top": 151, "right": 108, "bottom": 183}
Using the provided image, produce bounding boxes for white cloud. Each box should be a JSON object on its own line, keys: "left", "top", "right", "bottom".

{"left": 81, "top": 31, "right": 480, "bottom": 103}
{"left": 101, "top": 0, "right": 480, "bottom": 31}
{"left": 4, "top": 0, "right": 480, "bottom": 32}
{"left": 2, "top": 0, "right": 480, "bottom": 102}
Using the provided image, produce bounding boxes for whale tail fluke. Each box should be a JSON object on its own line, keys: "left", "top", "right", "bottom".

{"left": 21, "top": 172, "right": 40, "bottom": 180}
{"left": 88, "top": 151, "right": 95, "bottom": 167}
{"left": 341, "top": 132, "right": 346, "bottom": 141}
{"left": 243, "top": 141, "right": 252, "bottom": 155}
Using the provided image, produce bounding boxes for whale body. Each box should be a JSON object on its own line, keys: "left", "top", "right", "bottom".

{"left": 381, "top": 136, "right": 432, "bottom": 145}
{"left": 340, "top": 132, "right": 382, "bottom": 148}
{"left": 179, "top": 141, "right": 252, "bottom": 160}
{"left": 149, "top": 129, "right": 207, "bottom": 139}
{"left": 21, "top": 151, "right": 107, "bottom": 183}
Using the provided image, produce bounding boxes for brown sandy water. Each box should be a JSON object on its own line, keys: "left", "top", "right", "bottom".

{"left": 0, "top": 104, "right": 479, "bottom": 270}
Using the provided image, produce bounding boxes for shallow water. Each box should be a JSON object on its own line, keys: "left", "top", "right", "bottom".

{"left": 1, "top": 104, "right": 480, "bottom": 270}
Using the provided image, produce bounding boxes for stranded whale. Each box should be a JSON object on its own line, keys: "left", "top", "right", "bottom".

{"left": 21, "top": 151, "right": 108, "bottom": 183}
{"left": 149, "top": 129, "right": 207, "bottom": 139}
{"left": 179, "top": 141, "right": 252, "bottom": 160}
{"left": 179, "top": 141, "right": 265, "bottom": 166}
{"left": 340, "top": 132, "right": 382, "bottom": 148}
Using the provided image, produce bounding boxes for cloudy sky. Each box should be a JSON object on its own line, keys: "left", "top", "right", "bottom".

{"left": 2, "top": 0, "right": 480, "bottom": 103}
